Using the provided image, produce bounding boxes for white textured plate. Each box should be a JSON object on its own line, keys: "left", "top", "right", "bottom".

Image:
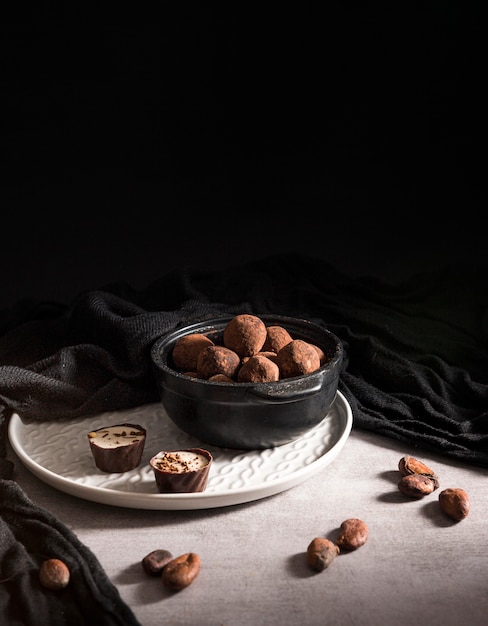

{"left": 8, "top": 391, "right": 352, "bottom": 510}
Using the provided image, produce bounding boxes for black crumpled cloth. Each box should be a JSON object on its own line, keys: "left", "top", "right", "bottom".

{"left": 1, "top": 253, "right": 488, "bottom": 624}
{"left": 0, "top": 480, "right": 140, "bottom": 626}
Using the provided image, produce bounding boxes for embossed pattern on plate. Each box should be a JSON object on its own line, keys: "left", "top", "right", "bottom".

{"left": 8, "top": 391, "right": 353, "bottom": 510}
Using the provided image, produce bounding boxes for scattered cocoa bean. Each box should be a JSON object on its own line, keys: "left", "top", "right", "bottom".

{"left": 439, "top": 487, "right": 470, "bottom": 521}
{"left": 398, "top": 473, "right": 436, "bottom": 498}
{"left": 306, "top": 537, "right": 340, "bottom": 572}
{"left": 142, "top": 549, "right": 173, "bottom": 576}
{"left": 162, "top": 552, "right": 201, "bottom": 591}
{"left": 39, "top": 558, "right": 70, "bottom": 590}
{"left": 336, "top": 518, "right": 368, "bottom": 551}
{"left": 398, "top": 455, "right": 439, "bottom": 489}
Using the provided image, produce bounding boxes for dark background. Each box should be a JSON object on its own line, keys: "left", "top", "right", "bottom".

{"left": 1, "top": 5, "right": 484, "bottom": 310}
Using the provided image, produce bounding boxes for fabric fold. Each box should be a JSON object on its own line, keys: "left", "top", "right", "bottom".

{"left": 0, "top": 480, "right": 141, "bottom": 626}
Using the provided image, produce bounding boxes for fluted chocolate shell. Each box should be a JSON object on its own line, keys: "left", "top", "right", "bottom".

{"left": 150, "top": 447, "right": 213, "bottom": 493}
{"left": 88, "top": 423, "right": 146, "bottom": 473}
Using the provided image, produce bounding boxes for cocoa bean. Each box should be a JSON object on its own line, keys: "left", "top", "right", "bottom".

{"left": 162, "top": 552, "right": 201, "bottom": 591}
{"left": 439, "top": 487, "right": 470, "bottom": 521}
{"left": 306, "top": 537, "right": 339, "bottom": 572}
{"left": 39, "top": 558, "right": 70, "bottom": 590}
{"left": 336, "top": 518, "right": 368, "bottom": 551}
{"left": 398, "top": 473, "right": 436, "bottom": 498}
{"left": 142, "top": 549, "right": 173, "bottom": 576}
{"left": 398, "top": 454, "right": 439, "bottom": 489}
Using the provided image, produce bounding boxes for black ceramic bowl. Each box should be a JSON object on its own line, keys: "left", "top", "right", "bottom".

{"left": 150, "top": 315, "right": 344, "bottom": 450}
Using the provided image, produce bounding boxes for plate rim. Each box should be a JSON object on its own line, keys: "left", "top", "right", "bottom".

{"left": 8, "top": 390, "right": 353, "bottom": 511}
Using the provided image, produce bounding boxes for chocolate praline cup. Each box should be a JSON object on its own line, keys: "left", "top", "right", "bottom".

{"left": 150, "top": 447, "right": 213, "bottom": 493}
{"left": 88, "top": 423, "right": 147, "bottom": 473}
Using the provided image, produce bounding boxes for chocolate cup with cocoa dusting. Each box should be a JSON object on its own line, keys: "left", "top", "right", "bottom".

{"left": 150, "top": 448, "right": 213, "bottom": 493}
{"left": 88, "top": 423, "right": 147, "bottom": 473}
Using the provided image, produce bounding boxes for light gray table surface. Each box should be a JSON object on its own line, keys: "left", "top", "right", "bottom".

{"left": 6, "top": 420, "right": 488, "bottom": 626}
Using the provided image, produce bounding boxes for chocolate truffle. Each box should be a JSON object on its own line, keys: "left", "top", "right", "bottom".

{"left": 208, "top": 373, "right": 235, "bottom": 383}
{"left": 312, "top": 343, "right": 327, "bottom": 365}
{"left": 223, "top": 314, "right": 267, "bottom": 357}
{"left": 172, "top": 333, "right": 214, "bottom": 372}
{"left": 88, "top": 423, "right": 146, "bottom": 473}
{"left": 275, "top": 339, "right": 321, "bottom": 378}
{"left": 196, "top": 345, "right": 240, "bottom": 379}
{"left": 262, "top": 325, "right": 293, "bottom": 354}
{"left": 242, "top": 351, "right": 278, "bottom": 364}
{"left": 237, "top": 354, "right": 280, "bottom": 383}
{"left": 150, "top": 448, "right": 213, "bottom": 493}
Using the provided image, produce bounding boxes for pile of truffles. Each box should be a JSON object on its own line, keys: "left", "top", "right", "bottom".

{"left": 171, "top": 314, "right": 328, "bottom": 383}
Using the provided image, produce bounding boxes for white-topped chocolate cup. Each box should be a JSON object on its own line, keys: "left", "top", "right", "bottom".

{"left": 150, "top": 448, "right": 213, "bottom": 493}
{"left": 88, "top": 423, "right": 146, "bottom": 473}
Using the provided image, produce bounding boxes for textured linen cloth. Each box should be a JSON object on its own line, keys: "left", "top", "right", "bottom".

{"left": 1, "top": 253, "right": 487, "bottom": 624}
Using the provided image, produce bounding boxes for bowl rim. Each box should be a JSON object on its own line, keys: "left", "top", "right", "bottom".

{"left": 150, "top": 314, "right": 344, "bottom": 387}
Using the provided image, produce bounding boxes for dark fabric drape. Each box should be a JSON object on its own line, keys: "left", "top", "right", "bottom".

{"left": 0, "top": 481, "right": 140, "bottom": 626}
